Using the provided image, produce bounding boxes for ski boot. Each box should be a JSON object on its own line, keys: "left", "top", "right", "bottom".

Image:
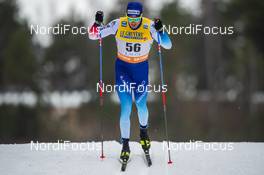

{"left": 120, "top": 138, "right": 130, "bottom": 171}
{"left": 140, "top": 127, "right": 152, "bottom": 166}
{"left": 140, "top": 127, "right": 151, "bottom": 151}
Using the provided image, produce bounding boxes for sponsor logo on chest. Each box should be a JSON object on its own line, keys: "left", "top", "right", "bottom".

{"left": 119, "top": 30, "right": 147, "bottom": 41}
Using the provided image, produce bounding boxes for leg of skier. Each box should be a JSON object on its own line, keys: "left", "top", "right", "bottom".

{"left": 133, "top": 61, "right": 152, "bottom": 166}
{"left": 135, "top": 93, "right": 151, "bottom": 151}
{"left": 135, "top": 93, "right": 148, "bottom": 129}
{"left": 115, "top": 59, "right": 133, "bottom": 162}
{"left": 135, "top": 93, "right": 149, "bottom": 137}
{"left": 130, "top": 60, "right": 151, "bottom": 152}
{"left": 118, "top": 91, "right": 132, "bottom": 152}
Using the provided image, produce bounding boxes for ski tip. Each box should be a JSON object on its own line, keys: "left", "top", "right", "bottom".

{"left": 168, "top": 160, "right": 173, "bottom": 164}
{"left": 121, "top": 162, "right": 127, "bottom": 171}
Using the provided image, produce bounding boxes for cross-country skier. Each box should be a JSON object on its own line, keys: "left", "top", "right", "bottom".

{"left": 89, "top": 1, "right": 172, "bottom": 164}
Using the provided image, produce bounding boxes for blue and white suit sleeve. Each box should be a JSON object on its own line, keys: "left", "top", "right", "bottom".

{"left": 88, "top": 19, "right": 119, "bottom": 40}
{"left": 150, "top": 21, "right": 172, "bottom": 49}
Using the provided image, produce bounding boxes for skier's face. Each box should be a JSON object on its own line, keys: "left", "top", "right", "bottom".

{"left": 127, "top": 16, "right": 141, "bottom": 29}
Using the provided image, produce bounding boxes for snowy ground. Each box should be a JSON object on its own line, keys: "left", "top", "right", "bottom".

{"left": 0, "top": 141, "right": 263, "bottom": 175}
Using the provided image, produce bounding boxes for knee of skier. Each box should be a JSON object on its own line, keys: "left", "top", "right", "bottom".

{"left": 135, "top": 95, "right": 149, "bottom": 126}
{"left": 120, "top": 110, "right": 131, "bottom": 125}
{"left": 135, "top": 101, "right": 147, "bottom": 113}
{"left": 120, "top": 100, "right": 132, "bottom": 121}
{"left": 120, "top": 116, "right": 130, "bottom": 125}
{"left": 135, "top": 93, "right": 147, "bottom": 109}
{"left": 137, "top": 106, "right": 148, "bottom": 125}
{"left": 120, "top": 108, "right": 131, "bottom": 122}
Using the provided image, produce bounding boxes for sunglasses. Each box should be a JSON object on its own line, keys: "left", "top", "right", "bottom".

{"left": 127, "top": 16, "right": 141, "bottom": 23}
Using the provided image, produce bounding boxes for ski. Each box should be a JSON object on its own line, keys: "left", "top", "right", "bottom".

{"left": 143, "top": 149, "right": 152, "bottom": 167}
{"left": 119, "top": 158, "right": 130, "bottom": 172}
{"left": 121, "top": 161, "right": 127, "bottom": 171}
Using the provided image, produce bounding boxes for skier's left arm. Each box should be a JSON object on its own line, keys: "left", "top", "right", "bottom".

{"left": 150, "top": 18, "right": 172, "bottom": 49}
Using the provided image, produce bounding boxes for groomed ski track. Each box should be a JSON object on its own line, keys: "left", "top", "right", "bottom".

{"left": 0, "top": 141, "right": 263, "bottom": 175}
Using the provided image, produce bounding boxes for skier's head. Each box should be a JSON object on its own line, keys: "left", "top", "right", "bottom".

{"left": 126, "top": 2, "right": 143, "bottom": 29}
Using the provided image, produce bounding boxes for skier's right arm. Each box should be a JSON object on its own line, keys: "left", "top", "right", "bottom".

{"left": 88, "top": 11, "right": 119, "bottom": 40}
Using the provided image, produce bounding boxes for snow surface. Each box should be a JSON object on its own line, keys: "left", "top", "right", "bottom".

{"left": 0, "top": 141, "right": 263, "bottom": 175}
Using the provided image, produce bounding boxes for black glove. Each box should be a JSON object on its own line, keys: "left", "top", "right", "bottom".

{"left": 154, "top": 18, "right": 163, "bottom": 31}
{"left": 95, "top": 11, "right": 104, "bottom": 25}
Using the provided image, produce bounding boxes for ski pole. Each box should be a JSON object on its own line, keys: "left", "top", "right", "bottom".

{"left": 157, "top": 32, "right": 172, "bottom": 164}
{"left": 99, "top": 30, "right": 105, "bottom": 159}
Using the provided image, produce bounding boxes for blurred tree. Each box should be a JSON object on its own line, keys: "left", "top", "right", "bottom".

{"left": 0, "top": 0, "right": 39, "bottom": 91}
{"left": 222, "top": 0, "right": 264, "bottom": 117}
{"left": 226, "top": 0, "right": 264, "bottom": 55}
{"left": 0, "top": 0, "right": 19, "bottom": 89}
{"left": 3, "top": 27, "right": 38, "bottom": 91}
{"left": 201, "top": 0, "right": 223, "bottom": 135}
{"left": 43, "top": 17, "right": 98, "bottom": 92}
{"left": 160, "top": 1, "right": 202, "bottom": 100}
{"left": 0, "top": 0, "right": 41, "bottom": 143}
{"left": 0, "top": 105, "right": 40, "bottom": 143}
